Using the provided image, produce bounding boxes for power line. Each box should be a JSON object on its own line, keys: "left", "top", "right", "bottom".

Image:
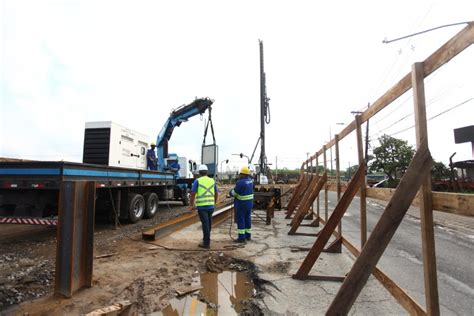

{"left": 371, "top": 50, "right": 449, "bottom": 134}
{"left": 363, "top": 6, "right": 434, "bottom": 110}
{"left": 372, "top": 74, "right": 459, "bottom": 138}
{"left": 428, "top": 97, "right": 473, "bottom": 120}
{"left": 373, "top": 108, "right": 415, "bottom": 137}
{"left": 374, "top": 92, "right": 413, "bottom": 125}
{"left": 389, "top": 97, "right": 473, "bottom": 137}
{"left": 357, "top": 6, "right": 440, "bottom": 117}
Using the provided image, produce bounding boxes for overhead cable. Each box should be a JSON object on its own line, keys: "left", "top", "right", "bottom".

{"left": 389, "top": 97, "right": 473, "bottom": 136}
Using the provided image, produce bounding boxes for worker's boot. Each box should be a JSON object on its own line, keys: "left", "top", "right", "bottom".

{"left": 245, "top": 232, "right": 251, "bottom": 241}
{"left": 198, "top": 243, "right": 210, "bottom": 249}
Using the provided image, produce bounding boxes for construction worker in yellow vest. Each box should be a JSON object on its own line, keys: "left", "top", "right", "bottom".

{"left": 189, "top": 165, "right": 218, "bottom": 249}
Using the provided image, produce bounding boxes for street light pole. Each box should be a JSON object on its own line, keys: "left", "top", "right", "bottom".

{"left": 329, "top": 127, "right": 333, "bottom": 175}
{"left": 232, "top": 153, "right": 250, "bottom": 166}
{"left": 220, "top": 159, "right": 229, "bottom": 178}
{"left": 330, "top": 123, "right": 345, "bottom": 175}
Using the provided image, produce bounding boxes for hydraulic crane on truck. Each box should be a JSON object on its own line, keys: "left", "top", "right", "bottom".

{"left": 156, "top": 97, "right": 217, "bottom": 177}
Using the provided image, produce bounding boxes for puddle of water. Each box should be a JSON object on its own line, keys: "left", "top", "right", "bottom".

{"left": 158, "top": 270, "right": 255, "bottom": 316}
{"left": 160, "top": 296, "right": 208, "bottom": 315}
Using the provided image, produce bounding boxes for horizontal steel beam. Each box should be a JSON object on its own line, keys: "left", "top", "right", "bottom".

{"left": 142, "top": 203, "right": 233, "bottom": 241}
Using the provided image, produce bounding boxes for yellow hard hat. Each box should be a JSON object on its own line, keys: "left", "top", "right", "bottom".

{"left": 240, "top": 166, "right": 251, "bottom": 175}
{"left": 150, "top": 142, "right": 156, "bottom": 146}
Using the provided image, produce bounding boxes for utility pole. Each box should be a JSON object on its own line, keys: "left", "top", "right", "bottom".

{"left": 364, "top": 103, "right": 370, "bottom": 165}
{"left": 351, "top": 109, "right": 370, "bottom": 167}
{"left": 329, "top": 123, "right": 345, "bottom": 175}
{"left": 329, "top": 127, "right": 333, "bottom": 175}
{"left": 275, "top": 156, "right": 278, "bottom": 181}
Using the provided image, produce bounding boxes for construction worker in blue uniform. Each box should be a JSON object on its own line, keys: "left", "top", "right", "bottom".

{"left": 230, "top": 166, "right": 254, "bottom": 243}
{"left": 189, "top": 165, "right": 218, "bottom": 249}
{"left": 146, "top": 143, "right": 158, "bottom": 170}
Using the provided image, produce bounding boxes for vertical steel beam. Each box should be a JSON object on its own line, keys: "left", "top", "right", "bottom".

{"left": 335, "top": 134, "right": 342, "bottom": 237}
{"left": 113, "top": 189, "right": 121, "bottom": 230}
{"left": 309, "top": 158, "right": 314, "bottom": 218}
{"left": 412, "top": 62, "right": 440, "bottom": 316}
{"left": 356, "top": 115, "right": 367, "bottom": 247}
{"left": 323, "top": 145, "right": 328, "bottom": 222}
{"left": 316, "top": 155, "right": 320, "bottom": 219}
{"left": 55, "top": 181, "right": 96, "bottom": 297}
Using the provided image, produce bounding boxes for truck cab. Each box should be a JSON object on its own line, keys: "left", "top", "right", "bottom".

{"left": 164, "top": 154, "right": 197, "bottom": 180}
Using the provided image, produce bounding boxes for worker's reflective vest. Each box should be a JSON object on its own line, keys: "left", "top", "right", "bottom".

{"left": 196, "top": 176, "right": 216, "bottom": 207}
{"left": 231, "top": 178, "right": 254, "bottom": 201}
{"left": 232, "top": 191, "right": 254, "bottom": 201}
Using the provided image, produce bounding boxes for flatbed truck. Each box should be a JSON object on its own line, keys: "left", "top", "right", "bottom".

{"left": 0, "top": 97, "right": 220, "bottom": 226}
{"left": 0, "top": 160, "right": 185, "bottom": 224}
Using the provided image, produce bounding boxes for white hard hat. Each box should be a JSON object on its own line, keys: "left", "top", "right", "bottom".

{"left": 198, "top": 164, "right": 208, "bottom": 171}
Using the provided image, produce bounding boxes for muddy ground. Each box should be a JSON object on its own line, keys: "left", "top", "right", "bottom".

{"left": 0, "top": 198, "right": 263, "bottom": 315}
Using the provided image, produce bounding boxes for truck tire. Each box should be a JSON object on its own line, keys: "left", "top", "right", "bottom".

{"left": 128, "top": 193, "right": 145, "bottom": 223}
{"left": 182, "top": 189, "right": 191, "bottom": 206}
{"left": 144, "top": 192, "right": 159, "bottom": 219}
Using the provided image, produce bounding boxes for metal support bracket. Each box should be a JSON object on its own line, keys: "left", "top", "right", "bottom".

{"left": 323, "top": 237, "right": 342, "bottom": 253}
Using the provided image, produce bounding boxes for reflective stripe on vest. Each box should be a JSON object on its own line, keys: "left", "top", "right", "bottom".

{"left": 196, "top": 176, "right": 215, "bottom": 207}
{"left": 233, "top": 192, "right": 254, "bottom": 201}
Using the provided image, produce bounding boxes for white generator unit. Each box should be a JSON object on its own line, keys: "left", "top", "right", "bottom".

{"left": 83, "top": 121, "right": 150, "bottom": 170}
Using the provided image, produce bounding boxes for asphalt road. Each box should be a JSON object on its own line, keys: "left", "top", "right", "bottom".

{"left": 324, "top": 191, "right": 474, "bottom": 316}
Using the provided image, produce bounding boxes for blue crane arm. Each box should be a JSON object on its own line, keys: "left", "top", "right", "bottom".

{"left": 156, "top": 97, "right": 214, "bottom": 171}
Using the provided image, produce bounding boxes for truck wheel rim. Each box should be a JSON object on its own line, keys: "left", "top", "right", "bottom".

{"left": 133, "top": 200, "right": 144, "bottom": 217}
{"left": 150, "top": 197, "right": 158, "bottom": 215}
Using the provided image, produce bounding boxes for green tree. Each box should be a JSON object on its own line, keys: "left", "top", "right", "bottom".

{"left": 431, "top": 160, "right": 451, "bottom": 181}
{"left": 345, "top": 164, "right": 359, "bottom": 179}
{"left": 308, "top": 165, "right": 326, "bottom": 174}
{"left": 369, "top": 135, "right": 415, "bottom": 183}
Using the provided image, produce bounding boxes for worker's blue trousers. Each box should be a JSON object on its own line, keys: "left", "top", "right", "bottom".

{"left": 235, "top": 200, "right": 252, "bottom": 241}
{"left": 198, "top": 208, "right": 214, "bottom": 246}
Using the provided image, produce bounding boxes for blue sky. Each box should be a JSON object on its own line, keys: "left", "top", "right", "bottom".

{"left": 1, "top": 0, "right": 473, "bottom": 171}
